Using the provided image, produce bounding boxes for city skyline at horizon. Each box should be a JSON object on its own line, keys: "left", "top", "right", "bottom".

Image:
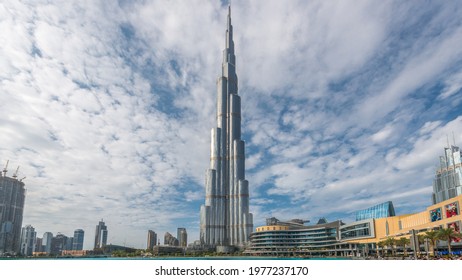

{"left": 1, "top": 1, "right": 462, "bottom": 250}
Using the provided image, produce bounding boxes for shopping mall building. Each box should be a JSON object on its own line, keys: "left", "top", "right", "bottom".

{"left": 245, "top": 195, "right": 461, "bottom": 257}
{"left": 245, "top": 145, "right": 462, "bottom": 257}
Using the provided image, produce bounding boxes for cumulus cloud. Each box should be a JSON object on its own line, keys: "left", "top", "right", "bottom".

{"left": 1, "top": 0, "right": 462, "bottom": 246}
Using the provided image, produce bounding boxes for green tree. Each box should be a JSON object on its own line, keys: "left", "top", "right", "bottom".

{"left": 437, "top": 227, "right": 462, "bottom": 255}
{"left": 384, "top": 237, "right": 396, "bottom": 257}
{"left": 417, "top": 234, "right": 426, "bottom": 257}
{"left": 377, "top": 241, "right": 386, "bottom": 257}
{"left": 424, "top": 230, "right": 439, "bottom": 257}
{"left": 396, "top": 237, "right": 410, "bottom": 257}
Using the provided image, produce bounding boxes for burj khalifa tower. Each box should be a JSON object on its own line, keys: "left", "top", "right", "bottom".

{"left": 200, "top": 6, "right": 253, "bottom": 247}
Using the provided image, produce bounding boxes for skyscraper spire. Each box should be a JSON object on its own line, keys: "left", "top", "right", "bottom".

{"left": 227, "top": 5, "right": 231, "bottom": 30}
{"left": 200, "top": 5, "right": 253, "bottom": 248}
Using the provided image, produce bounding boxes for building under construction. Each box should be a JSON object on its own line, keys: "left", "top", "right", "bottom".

{"left": 0, "top": 161, "right": 26, "bottom": 255}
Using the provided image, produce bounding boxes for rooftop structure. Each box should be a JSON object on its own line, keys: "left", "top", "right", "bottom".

{"left": 355, "top": 201, "right": 395, "bottom": 221}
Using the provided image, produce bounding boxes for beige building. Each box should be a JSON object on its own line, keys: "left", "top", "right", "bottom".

{"left": 340, "top": 194, "right": 461, "bottom": 255}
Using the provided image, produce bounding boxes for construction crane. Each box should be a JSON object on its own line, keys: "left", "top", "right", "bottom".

{"left": 12, "top": 166, "right": 20, "bottom": 179}
{"left": 2, "top": 160, "right": 9, "bottom": 177}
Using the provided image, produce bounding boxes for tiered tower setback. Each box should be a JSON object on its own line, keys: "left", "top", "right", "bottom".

{"left": 200, "top": 6, "right": 253, "bottom": 247}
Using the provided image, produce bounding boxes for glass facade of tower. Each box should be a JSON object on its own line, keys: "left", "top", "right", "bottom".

{"left": 432, "top": 145, "right": 462, "bottom": 204}
{"left": 20, "top": 225, "right": 36, "bottom": 256}
{"left": 51, "top": 233, "right": 68, "bottom": 255}
{"left": 177, "top": 228, "right": 187, "bottom": 247}
{"left": 355, "top": 201, "right": 395, "bottom": 221}
{"left": 147, "top": 230, "right": 157, "bottom": 250}
{"left": 42, "top": 232, "right": 53, "bottom": 254}
{"left": 0, "top": 175, "right": 26, "bottom": 255}
{"left": 94, "top": 220, "right": 107, "bottom": 249}
{"left": 200, "top": 6, "right": 253, "bottom": 247}
{"left": 72, "top": 229, "right": 84, "bottom": 250}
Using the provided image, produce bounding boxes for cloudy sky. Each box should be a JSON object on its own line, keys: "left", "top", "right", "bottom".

{"left": 1, "top": 0, "right": 462, "bottom": 249}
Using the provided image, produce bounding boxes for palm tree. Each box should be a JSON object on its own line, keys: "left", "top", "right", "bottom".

{"left": 384, "top": 237, "right": 396, "bottom": 257}
{"left": 377, "top": 241, "right": 386, "bottom": 257}
{"left": 424, "top": 230, "right": 439, "bottom": 257}
{"left": 437, "top": 227, "right": 462, "bottom": 255}
{"left": 417, "top": 234, "right": 426, "bottom": 257}
{"left": 396, "top": 237, "right": 410, "bottom": 257}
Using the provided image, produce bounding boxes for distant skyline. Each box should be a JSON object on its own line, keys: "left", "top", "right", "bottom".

{"left": 1, "top": 1, "right": 462, "bottom": 249}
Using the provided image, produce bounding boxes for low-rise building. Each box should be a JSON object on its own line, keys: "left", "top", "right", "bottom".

{"left": 340, "top": 194, "right": 462, "bottom": 256}
{"left": 245, "top": 218, "right": 353, "bottom": 257}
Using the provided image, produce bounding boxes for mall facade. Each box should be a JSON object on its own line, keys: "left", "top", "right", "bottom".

{"left": 244, "top": 218, "right": 352, "bottom": 257}
{"left": 245, "top": 145, "right": 462, "bottom": 257}
{"left": 245, "top": 195, "right": 461, "bottom": 257}
{"left": 339, "top": 194, "right": 461, "bottom": 255}
{"left": 245, "top": 194, "right": 461, "bottom": 257}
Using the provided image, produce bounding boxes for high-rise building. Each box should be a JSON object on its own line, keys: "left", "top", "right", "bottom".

{"left": 42, "top": 232, "right": 53, "bottom": 254}
{"left": 35, "top": 237, "right": 42, "bottom": 253}
{"left": 65, "top": 237, "right": 74, "bottom": 250}
{"left": 147, "top": 230, "right": 157, "bottom": 250}
{"left": 94, "top": 219, "right": 108, "bottom": 249}
{"left": 51, "top": 232, "right": 68, "bottom": 255}
{"left": 0, "top": 162, "right": 26, "bottom": 255}
{"left": 432, "top": 145, "right": 462, "bottom": 204}
{"left": 19, "top": 225, "right": 36, "bottom": 256}
{"left": 164, "top": 232, "right": 179, "bottom": 246}
{"left": 72, "top": 229, "right": 84, "bottom": 250}
{"left": 177, "top": 227, "right": 187, "bottom": 247}
{"left": 199, "top": 6, "right": 253, "bottom": 248}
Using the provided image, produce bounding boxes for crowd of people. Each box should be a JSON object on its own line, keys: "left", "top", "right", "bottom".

{"left": 366, "top": 254, "right": 462, "bottom": 260}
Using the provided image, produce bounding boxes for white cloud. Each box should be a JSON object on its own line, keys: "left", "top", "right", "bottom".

{"left": 1, "top": 0, "right": 462, "bottom": 248}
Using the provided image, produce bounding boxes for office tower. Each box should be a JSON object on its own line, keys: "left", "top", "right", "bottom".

{"left": 94, "top": 219, "right": 108, "bottom": 249}
{"left": 42, "top": 232, "right": 53, "bottom": 254}
{"left": 0, "top": 162, "right": 26, "bottom": 255}
{"left": 200, "top": 6, "right": 253, "bottom": 247}
{"left": 19, "top": 225, "right": 36, "bottom": 256}
{"left": 164, "top": 232, "right": 179, "bottom": 246}
{"left": 65, "top": 237, "right": 74, "bottom": 250}
{"left": 432, "top": 145, "right": 462, "bottom": 204}
{"left": 177, "top": 227, "right": 187, "bottom": 247}
{"left": 51, "top": 233, "right": 68, "bottom": 255}
{"left": 35, "top": 237, "right": 42, "bottom": 253}
{"left": 73, "top": 229, "right": 84, "bottom": 250}
{"left": 147, "top": 230, "right": 157, "bottom": 250}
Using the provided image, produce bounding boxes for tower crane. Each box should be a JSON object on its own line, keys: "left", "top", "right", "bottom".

{"left": 2, "top": 160, "right": 8, "bottom": 177}
{"left": 12, "top": 166, "right": 20, "bottom": 179}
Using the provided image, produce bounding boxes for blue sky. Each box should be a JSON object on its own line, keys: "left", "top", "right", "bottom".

{"left": 1, "top": 0, "right": 462, "bottom": 249}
